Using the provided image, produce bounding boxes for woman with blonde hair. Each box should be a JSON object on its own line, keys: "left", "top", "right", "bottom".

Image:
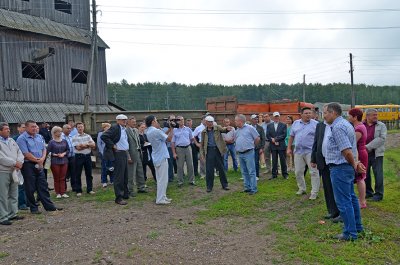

{"left": 47, "top": 126, "right": 70, "bottom": 198}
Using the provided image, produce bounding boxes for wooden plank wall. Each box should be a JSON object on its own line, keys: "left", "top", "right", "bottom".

{"left": 0, "top": 0, "right": 90, "bottom": 29}
{"left": 0, "top": 29, "right": 108, "bottom": 105}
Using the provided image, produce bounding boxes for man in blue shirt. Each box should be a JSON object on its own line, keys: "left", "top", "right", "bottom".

{"left": 171, "top": 116, "right": 195, "bottom": 187}
{"left": 12, "top": 123, "right": 28, "bottom": 211}
{"left": 323, "top": 103, "right": 365, "bottom": 241}
{"left": 16, "top": 120, "right": 60, "bottom": 214}
{"left": 101, "top": 115, "right": 129, "bottom": 205}
{"left": 146, "top": 115, "right": 173, "bottom": 205}
{"left": 234, "top": 114, "right": 260, "bottom": 195}
{"left": 287, "top": 107, "right": 320, "bottom": 199}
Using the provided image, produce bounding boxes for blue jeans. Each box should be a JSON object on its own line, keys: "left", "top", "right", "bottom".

{"left": 330, "top": 164, "right": 363, "bottom": 240}
{"left": 224, "top": 144, "right": 238, "bottom": 171}
{"left": 18, "top": 184, "right": 27, "bottom": 209}
{"left": 238, "top": 149, "right": 257, "bottom": 193}
{"left": 100, "top": 154, "right": 114, "bottom": 184}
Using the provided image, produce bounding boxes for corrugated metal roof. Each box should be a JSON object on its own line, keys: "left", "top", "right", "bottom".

{"left": 0, "top": 8, "right": 109, "bottom": 48}
{"left": 0, "top": 101, "right": 118, "bottom": 123}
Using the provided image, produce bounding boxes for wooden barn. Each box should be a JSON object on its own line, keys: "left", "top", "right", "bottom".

{"left": 0, "top": 0, "right": 119, "bottom": 129}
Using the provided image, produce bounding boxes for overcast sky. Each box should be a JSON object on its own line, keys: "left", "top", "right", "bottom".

{"left": 96, "top": 0, "right": 400, "bottom": 86}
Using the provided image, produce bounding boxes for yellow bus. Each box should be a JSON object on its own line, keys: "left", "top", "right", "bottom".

{"left": 355, "top": 104, "right": 400, "bottom": 121}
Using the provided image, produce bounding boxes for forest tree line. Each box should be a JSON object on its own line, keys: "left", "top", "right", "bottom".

{"left": 107, "top": 80, "right": 400, "bottom": 111}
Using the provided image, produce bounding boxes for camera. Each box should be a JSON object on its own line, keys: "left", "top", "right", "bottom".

{"left": 168, "top": 118, "right": 180, "bottom": 129}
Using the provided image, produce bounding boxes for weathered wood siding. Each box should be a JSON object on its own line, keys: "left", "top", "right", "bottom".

{"left": 0, "top": 29, "right": 108, "bottom": 105}
{"left": 0, "top": 0, "right": 90, "bottom": 29}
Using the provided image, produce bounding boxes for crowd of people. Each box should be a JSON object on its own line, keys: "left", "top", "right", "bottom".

{"left": 0, "top": 104, "right": 388, "bottom": 241}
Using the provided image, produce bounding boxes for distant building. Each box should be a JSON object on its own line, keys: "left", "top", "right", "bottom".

{"left": 0, "top": 0, "right": 119, "bottom": 128}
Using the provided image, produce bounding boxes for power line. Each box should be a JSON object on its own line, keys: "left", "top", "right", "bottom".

{"left": 104, "top": 40, "right": 400, "bottom": 50}
{"left": 97, "top": 6, "right": 400, "bottom": 15}
{"left": 98, "top": 23, "right": 400, "bottom": 31}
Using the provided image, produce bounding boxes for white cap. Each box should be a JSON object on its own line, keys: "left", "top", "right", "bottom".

{"left": 273, "top": 112, "right": 280, "bottom": 117}
{"left": 250, "top": 114, "right": 258, "bottom": 119}
{"left": 116, "top": 114, "right": 128, "bottom": 120}
{"left": 205, "top": 116, "right": 214, "bottom": 122}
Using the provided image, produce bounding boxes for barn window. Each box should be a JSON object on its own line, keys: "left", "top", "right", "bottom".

{"left": 22, "top": 62, "right": 45, "bottom": 80}
{"left": 71, "top": 68, "right": 88, "bottom": 84}
{"left": 55, "top": 0, "right": 72, "bottom": 14}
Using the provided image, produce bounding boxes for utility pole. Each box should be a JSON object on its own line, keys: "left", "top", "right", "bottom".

{"left": 84, "top": 0, "right": 98, "bottom": 112}
{"left": 349, "top": 53, "right": 355, "bottom": 108}
{"left": 302, "top": 74, "right": 306, "bottom": 102}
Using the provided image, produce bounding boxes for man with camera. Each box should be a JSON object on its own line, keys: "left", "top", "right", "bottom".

{"left": 171, "top": 116, "right": 195, "bottom": 187}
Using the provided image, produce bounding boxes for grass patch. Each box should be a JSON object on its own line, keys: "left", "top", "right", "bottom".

{"left": 92, "top": 250, "right": 102, "bottom": 263}
{"left": 147, "top": 231, "right": 160, "bottom": 240}
{"left": 0, "top": 252, "right": 9, "bottom": 259}
{"left": 126, "top": 245, "right": 142, "bottom": 258}
{"left": 387, "top": 129, "right": 400, "bottom": 134}
{"left": 196, "top": 148, "right": 400, "bottom": 264}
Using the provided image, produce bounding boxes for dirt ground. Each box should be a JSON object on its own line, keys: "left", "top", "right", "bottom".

{"left": 1, "top": 133, "right": 399, "bottom": 265}
{"left": 0, "top": 176, "right": 275, "bottom": 265}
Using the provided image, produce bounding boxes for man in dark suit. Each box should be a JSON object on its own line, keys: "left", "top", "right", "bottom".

{"left": 101, "top": 114, "right": 130, "bottom": 205}
{"left": 250, "top": 114, "right": 266, "bottom": 179}
{"left": 311, "top": 121, "right": 340, "bottom": 220}
{"left": 126, "top": 116, "right": 147, "bottom": 196}
{"left": 266, "top": 112, "right": 288, "bottom": 179}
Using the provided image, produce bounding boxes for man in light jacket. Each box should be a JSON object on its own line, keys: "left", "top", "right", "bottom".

{"left": 0, "top": 122, "right": 24, "bottom": 225}
{"left": 363, "top": 108, "right": 387, "bottom": 201}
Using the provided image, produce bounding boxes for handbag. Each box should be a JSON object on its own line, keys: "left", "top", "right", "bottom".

{"left": 44, "top": 153, "right": 51, "bottom": 170}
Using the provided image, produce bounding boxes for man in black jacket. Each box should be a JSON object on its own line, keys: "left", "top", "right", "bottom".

{"left": 266, "top": 112, "right": 288, "bottom": 180}
{"left": 311, "top": 121, "right": 340, "bottom": 220}
{"left": 101, "top": 114, "right": 130, "bottom": 205}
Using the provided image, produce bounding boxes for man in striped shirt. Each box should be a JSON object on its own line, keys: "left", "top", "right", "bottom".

{"left": 323, "top": 103, "right": 365, "bottom": 241}
{"left": 72, "top": 122, "right": 96, "bottom": 197}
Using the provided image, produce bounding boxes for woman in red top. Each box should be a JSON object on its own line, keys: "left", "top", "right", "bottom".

{"left": 348, "top": 108, "right": 368, "bottom": 208}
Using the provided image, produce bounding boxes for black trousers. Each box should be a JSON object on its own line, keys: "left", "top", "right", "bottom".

{"left": 66, "top": 156, "right": 75, "bottom": 191}
{"left": 366, "top": 155, "right": 384, "bottom": 199}
{"left": 21, "top": 162, "right": 56, "bottom": 212}
{"left": 143, "top": 159, "right": 156, "bottom": 182}
{"left": 114, "top": 151, "right": 129, "bottom": 202}
{"left": 205, "top": 147, "right": 228, "bottom": 190}
{"left": 192, "top": 143, "right": 199, "bottom": 176}
{"left": 74, "top": 154, "right": 93, "bottom": 193}
{"left": 320, "top": 166, "right": 339, "bottom": 217}
{"left": 271, "top": 149, "right": 288, "bottom": 177}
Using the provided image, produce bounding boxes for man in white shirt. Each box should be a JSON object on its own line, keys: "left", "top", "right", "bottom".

{"left": 72, "top": 122, "right": 96, "bottom": 197}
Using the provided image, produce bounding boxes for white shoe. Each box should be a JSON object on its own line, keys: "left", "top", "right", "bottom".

{"left": 296, "top": 190, "right": 306, "bottom": 195}
{"left": 76, "top": 193, "right": 82, "bottom": 197}
{"left": 164, "top": 197, "right": 172, "bottom": 202}
{"left": 240, "top": 177, "right": 244, "bottom": 180}
{"left": 89, "top": 191, "right": 96, "bottom": 195}
{"left": 156, "top": 200, "right": 171, "bottom": 205}
{"left": 62, "top": 194, "right": 69, "bottom": 198}
{"left": 102, "top": 183, "right": 107, "bottom": 188}
{"left": 256, "top": 177, "right": 259, "bottom": 181}
{"left": 56, "top": 194, "right": 62, "bottom": 199}
{"left": 309, "top": 193, "right": 318, "bottom": 200}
